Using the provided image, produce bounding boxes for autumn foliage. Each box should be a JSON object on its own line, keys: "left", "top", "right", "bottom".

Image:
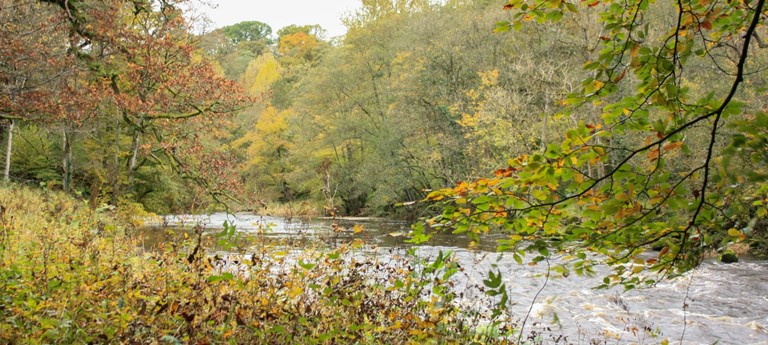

{"left": 1, "top": 0, "right": 249, "bottom": 209}
{"left": 0, "top": 185, "right": 485, "bottom": 343}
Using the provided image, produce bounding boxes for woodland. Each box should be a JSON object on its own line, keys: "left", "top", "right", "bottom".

{"left": 1, "top": 0, "right": 768, "bottom": 343}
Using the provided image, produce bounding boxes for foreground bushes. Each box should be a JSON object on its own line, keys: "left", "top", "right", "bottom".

{"left": 0, "top": 185, "right": 485, "bottom": 344}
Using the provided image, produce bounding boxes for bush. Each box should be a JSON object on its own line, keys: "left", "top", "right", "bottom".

{"left": 0, "top": 184, "right": 484, "bottom": 344}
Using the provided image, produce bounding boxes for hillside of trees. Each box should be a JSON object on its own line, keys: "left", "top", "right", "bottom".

{"left": 0, "top": 0, "right": 618, "bottom": 217}
{"left": 215, "top": 1, "right": 597, "bottom": 218}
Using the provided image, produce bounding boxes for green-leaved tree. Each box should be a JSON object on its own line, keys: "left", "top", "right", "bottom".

{"left": 416, "top": 0, "right": 768, "bottom": 289}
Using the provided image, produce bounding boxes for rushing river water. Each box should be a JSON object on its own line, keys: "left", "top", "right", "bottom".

{"left": 143, "top": 213, "right": 768, "bottom": 345}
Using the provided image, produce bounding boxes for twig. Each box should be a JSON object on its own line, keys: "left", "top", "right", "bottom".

{"left": 679, "top": 269, "right": 695, "bottom": 344}
{"left": 518, "top": 257, "right": 551, "bottom": 344}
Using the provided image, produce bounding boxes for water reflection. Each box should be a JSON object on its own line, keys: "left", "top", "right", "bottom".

{"left": 142, "top": 213, "right": 504, "bottom": 251}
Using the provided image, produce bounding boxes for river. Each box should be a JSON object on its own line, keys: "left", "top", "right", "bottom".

{"left": 142, "top": 213, "right": 768, "bottom": 345}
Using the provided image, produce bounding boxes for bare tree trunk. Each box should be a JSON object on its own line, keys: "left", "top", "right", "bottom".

{"left": 62, "top": 128, "right": 74, "bottom": 192}
{"left": 111, "top": 118, "right": 121, "bottom": 204}
{"left": 127, "top": 128, "right": 141, "bottom": 194}
{"left": 3, "top": 120, "right": 13, "bottom": 182}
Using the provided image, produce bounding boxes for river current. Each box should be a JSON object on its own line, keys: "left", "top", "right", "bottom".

{"left": 143, "top": 213, "right": 768, "bottom": 345}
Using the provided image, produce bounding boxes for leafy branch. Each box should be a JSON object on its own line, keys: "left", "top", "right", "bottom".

{"left": 416, "top": 0, "right": 767, "bottom": 288}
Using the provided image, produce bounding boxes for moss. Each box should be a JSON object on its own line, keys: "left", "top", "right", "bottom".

{"left": 720, "top": 250, "right": 739, "bottom": 264}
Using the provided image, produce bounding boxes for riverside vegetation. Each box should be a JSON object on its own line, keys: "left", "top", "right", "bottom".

{"left": 0, "top": 185, "right": 512, "bottom": 344}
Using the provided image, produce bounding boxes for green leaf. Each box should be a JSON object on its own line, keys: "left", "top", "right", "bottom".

{"left": 494, "top": 21, "right": 512, "bottom": 33}
{"left": 512, "top": 253, "right": 523, "bottom": 265}
{"left": 299, "top": 259, "right": 315, "bottom": 270}
{"left": 472, "top": 195, "right": 492, "bottom": 205}
{"left": 207, "top": 272, "right": 234, "bottom": 283}
{"left": 483, "top": 270, "right": 503, "bottom": 289}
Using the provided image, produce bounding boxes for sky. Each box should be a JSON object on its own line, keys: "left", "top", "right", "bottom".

{"left": 200, "top": 0, "right": 362, "bottom": 38}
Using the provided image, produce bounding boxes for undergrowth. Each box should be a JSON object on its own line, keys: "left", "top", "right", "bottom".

{"left": 0, "top": 184, "right": 505, "bottom": 344}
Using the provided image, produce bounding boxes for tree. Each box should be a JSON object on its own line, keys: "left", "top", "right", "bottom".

{"left": 277, "top": 24, "right": 327, "bottom": 41}
{"left": 276, "top": 25, "right": 328, "bottom": 66}
{"left": 0, "top": 0, "right": 71, "bottom": 183}
{"left": 2, "top": 0, "right": 250, "bottom": 211}
{"left": 222, "top": 21, "right": 273, "bottom": 45}
{"left": 239, "top": 54, "right": 283, "bottom": 97}
{"left": 202, "top": 21, "right": 274, "bottom": 79}
{"left": 231, "top": 105, "right": 295, "bottom": 201}
{"left": 99, "top": 2, "right": 248, "bottom": 204}
{"left": 343, "top": 0, "right": 434, "bottom": 29}
{"left": 416, "top": 0, "right": 768, "bottom": 289}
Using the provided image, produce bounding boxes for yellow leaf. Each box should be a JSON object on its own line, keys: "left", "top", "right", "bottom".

{"left": 593, "top": 146, "right": 606, "bottom": 155}
{"left": 288, "top": 287, "right": 303, "bottom": 298}
{"left": 727, "top": 228, "right": 742, "bottom": 237}
{"left": 426, "top": 191, "right": 445, "bottom": 201}
{"left": 593, "top": 80, "right": 605, "bottom": 90}
{"left": 353, "top": 224, "right": 364, "bottom": 234}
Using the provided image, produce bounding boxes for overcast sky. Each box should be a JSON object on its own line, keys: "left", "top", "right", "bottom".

{"left": 199, "top": 0, "right": 362, "bottom": 38}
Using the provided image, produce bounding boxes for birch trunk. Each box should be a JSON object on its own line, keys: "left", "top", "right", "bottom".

{"left": 3, "top": 120, "right": 13, "bottom": 182}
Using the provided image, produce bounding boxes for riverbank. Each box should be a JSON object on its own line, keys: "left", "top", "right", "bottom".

{"left": 6, "top": 185, "right": 768, "bottom": 344}
{"left": 0, "top": 184, "right": 487, "bottom": 343}
{"left": 144, "top": 211, "right": 768, "bottom": 345}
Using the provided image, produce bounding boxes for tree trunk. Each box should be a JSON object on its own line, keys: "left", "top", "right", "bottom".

{"left": 127, "top": 128, "right": 141, "bottom": 194}
{"left": 3, "top": 120, "right": 13, "bottom": 182}
{"left": 111, "top": 119, "right": 121, "bottom": 204}
{"left": 62, "top": 128, "right": 74, "bottom": 192}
